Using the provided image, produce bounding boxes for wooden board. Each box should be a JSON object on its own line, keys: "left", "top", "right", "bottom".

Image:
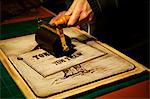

{"left": 0, "top": 27, "right": 148, "bottom": 98}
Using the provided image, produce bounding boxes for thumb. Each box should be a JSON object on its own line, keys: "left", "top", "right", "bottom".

{"left": 65, "top": 10, "right": 72, "bottom": 15}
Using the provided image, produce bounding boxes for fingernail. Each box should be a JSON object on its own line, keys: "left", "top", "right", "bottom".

{"left": 65, "top": 11, "right": 71, "bottom": 15}
{"left": 49, "top": 20, "right": 53, "bottom": 24}
{"left": 68, "top": 22, "right": 74, "bottom": 26}
{"left": 67, "top": 22, "right": 71, "bottom": 26}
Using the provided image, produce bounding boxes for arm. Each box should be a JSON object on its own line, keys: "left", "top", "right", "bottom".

{"left": 50, "top": 0, "right": 118, "bottom": 26}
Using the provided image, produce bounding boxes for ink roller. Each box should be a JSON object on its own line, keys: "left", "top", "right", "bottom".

{"left": 35, "top": 16, "right": 73, "bottom": 57}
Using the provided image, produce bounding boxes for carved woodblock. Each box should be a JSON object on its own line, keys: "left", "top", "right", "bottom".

{"left": 0, "top": 27, "right": 146, "bottom": 98}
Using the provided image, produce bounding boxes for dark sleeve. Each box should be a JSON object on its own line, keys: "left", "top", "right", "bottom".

{"left": 87, "top": 0, "right": 149, "bottom": 66}
{"left": 87, "top": 0, "right": 118, "bottom": 17}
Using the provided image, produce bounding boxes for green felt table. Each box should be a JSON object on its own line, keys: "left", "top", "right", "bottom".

{"left": 0, "top": 18, "right": 149, "bottom": 99}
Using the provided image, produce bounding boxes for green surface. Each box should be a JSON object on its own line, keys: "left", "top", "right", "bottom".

{"left": 0, "top": 18, "right": 51, "bottom": 39}
{"left": 0, "top": 62, "right": 25, "bottom": 99}
{"left": 0, "top": 18, "right": 149, "bottom": 98}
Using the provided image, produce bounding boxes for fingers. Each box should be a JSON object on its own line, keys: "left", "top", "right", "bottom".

{"left": 67, "top": 8, "right": 81, "bottom": 26}
{"left": 65, "top": 10, "right": 72, "bottom": 16}
{"left": 65, "top": 0, "right": 77, "bottom": 15}
{"left": 67, "top": 0, "right": 84, "bottom": 26}
{"left": 49, "top": 11, "right": 66, "bottom": 25}
{"left": 79, "top": 1, "right": 93, "bottom": 21}
{"left": 79, "top": 11, "right": 90, "bottom": 22}
{"left": 79, "top": 11, "right": 94, "bottom": 22}
{"left": 67, "top": 0, "right": 94, "bottom": 26}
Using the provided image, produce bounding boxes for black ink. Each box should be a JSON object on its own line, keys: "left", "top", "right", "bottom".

{"left": 52, "top": 64, "right": 95, "bottom": 85}
{"left": 52, "top": 59, "right": 67, "bottom": 65}
{"left": 70, "top": 52, "right": 82, "bottom": 59}
{"left": 32, "top": 55, "right": 39, "bottom": 60}
{"left": 38, "top": 54, "right": 45, "bottom": 58}
{"left": 76, "top": 52, "right": 82, "bottom": 56}
{"left": 62, "top": 65, "right": 90, "bottom": 78}
{"left": 63, "top": 69, "right": 71, "bottom": 78}
{"left": 32, "top": 52, "right": 51, "bottom": 60}
{"left": 43, "top": 52, "right": 51, "bottom": 56}
{"left": 52, "top": 52, "right": 82, "bottom": 65}
{"left": 73, "top": 65, "right": 85, "bottom": 73}
{"left": 64, "top": 57, "right": 71, "bottom": 60}
{"left": 17, "top": 57, "right": 23, "bottom": 60}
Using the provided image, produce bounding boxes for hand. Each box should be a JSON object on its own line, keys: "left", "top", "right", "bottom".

{"left": 65, "top": 0, "right": 94, "bottom": 26}
{"left": 50, "top": 0, "right": 94, "bottom": 26}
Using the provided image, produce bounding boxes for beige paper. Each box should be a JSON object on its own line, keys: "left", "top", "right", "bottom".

{"left": 18, "top": 41, "right": 105, "bottom": 77}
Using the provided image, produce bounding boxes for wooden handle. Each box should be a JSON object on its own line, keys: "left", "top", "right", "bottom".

{"left": 53, "top": 15, "right": 70, "bottom": 26}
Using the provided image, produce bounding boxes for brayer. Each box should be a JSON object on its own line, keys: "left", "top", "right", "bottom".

{"left": 35, "top": 16, "right": 74, "bottom": 57}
